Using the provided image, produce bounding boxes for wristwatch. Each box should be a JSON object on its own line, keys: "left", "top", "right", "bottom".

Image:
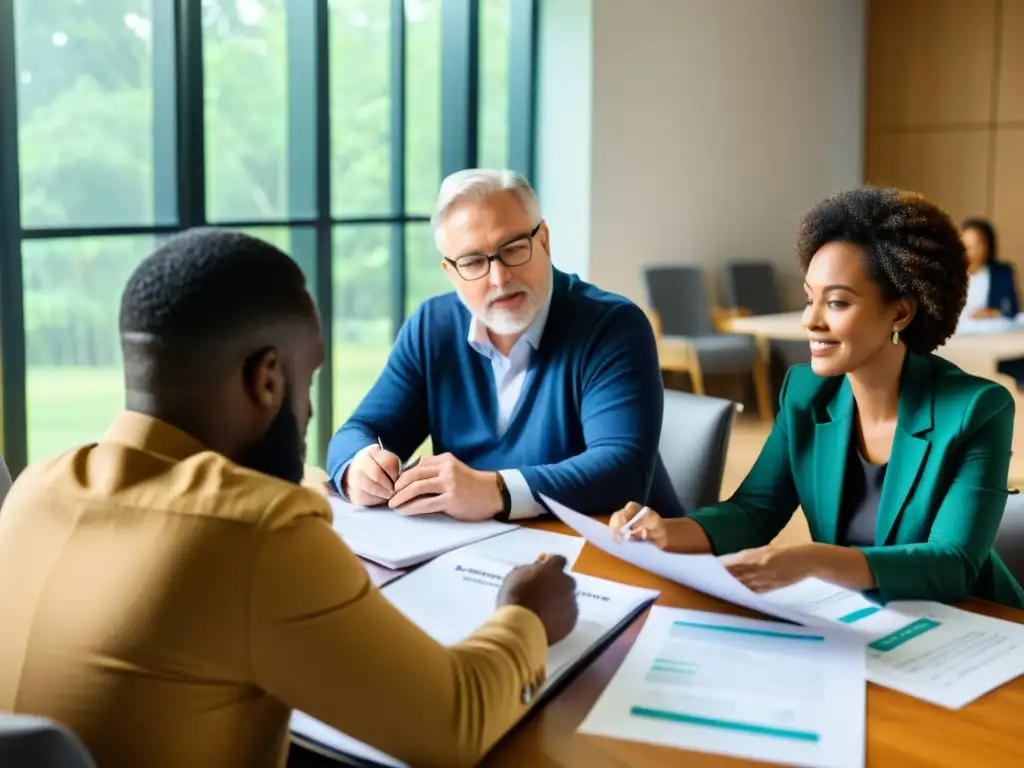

{"left": 493, "top": 472, "right": 512, "bottom": 522}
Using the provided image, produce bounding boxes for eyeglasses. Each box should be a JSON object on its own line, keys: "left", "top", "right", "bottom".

{"left": 445, "top": 223, "right": 542, "bottom": 281}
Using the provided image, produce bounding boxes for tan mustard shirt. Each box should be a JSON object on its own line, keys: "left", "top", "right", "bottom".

{"left": 0, "top": 412, "right": 547, "bottom": 768}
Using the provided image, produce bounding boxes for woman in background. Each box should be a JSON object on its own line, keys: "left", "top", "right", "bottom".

{"left": 609, "top": 188, "right": 1024, "bottom": 609}
{"left": 960, "top": 217, "right": 1019, "bottom": 320}
{"left": 961, "top": 217, "right": 1024, "bottom": 388}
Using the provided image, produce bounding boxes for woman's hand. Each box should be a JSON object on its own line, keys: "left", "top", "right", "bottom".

{"left": 609, "top": 501, "right": 669, "bottom": 549}
{"left": 721, "top": 544, "right": 815, "bottom": 592}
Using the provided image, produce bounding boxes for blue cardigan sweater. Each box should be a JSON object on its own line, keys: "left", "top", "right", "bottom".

{"left": 326, "top": 268, "right": 676, "bottom": 516}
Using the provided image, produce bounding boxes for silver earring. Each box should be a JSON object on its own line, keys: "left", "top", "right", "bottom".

{"left": 891, "top": 328, "right": 900, "bottom": 345}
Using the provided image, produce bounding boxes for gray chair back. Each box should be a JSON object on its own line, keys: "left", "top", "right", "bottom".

{"left": 0, "top": 452, "right": 12, "bottom": 510}
{"left": 0, "top": 714, "right": 94, "bottom": 767}
{"left": 722, "top": 261, "right": 783, "bottom": 315}
{"left": 994, "top": 493, "right": 1024, "bottom": 585}
{"left": 644, "top": 265, "right": 714, "bottom": 336}
{"left": 659, "top": 390, "right": 736, "bottom": 512}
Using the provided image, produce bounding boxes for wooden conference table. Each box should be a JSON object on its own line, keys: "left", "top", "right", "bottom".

{"left": 473, "top": 518, "right": 1024, "bottom": 767}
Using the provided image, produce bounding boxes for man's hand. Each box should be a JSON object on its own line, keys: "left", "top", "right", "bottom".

{"left": 497, "top": 555, "right": 579, "bottom": 645}
{"left": 342, "top": 444, "right": 402, "bottom": 507}
{"left": 388, "top": 452, "right": 503, "bottom": 520}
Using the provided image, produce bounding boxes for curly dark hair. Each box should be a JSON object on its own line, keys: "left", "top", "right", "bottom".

{"left": 796, "top": 187, "right": 967, "bottom": 354}
{"left": 119, "top": 228, "right": 313, "bottom": 377}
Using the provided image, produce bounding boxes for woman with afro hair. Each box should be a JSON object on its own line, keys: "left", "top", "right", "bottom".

{"left": 610, "top": 187, "right": 1024, "bottom": 608}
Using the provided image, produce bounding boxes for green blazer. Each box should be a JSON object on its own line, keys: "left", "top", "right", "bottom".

{"left": 691, "top": 352, "right": 1024, "bottom": 608}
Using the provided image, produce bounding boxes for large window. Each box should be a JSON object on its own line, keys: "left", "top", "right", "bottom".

{"left": 0, "top": 0, "right": 537, "bottom": 475}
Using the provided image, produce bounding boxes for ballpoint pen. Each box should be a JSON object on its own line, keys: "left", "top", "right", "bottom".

{"left": 619, "top": 506, "right": 651, "bottom": 539}
{"left": 373, "top": 436, "right": 397, "bottom": 487}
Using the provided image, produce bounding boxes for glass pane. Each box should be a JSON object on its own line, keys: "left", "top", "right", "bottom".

{"left": 23, "top": 236, "right": 154, "bottom": 460}
{"left": 204, "top": 0, "right": 309, "bottom": 222}
{"left": 333, "top": 226, "right": 393, "bottom": 425}
{"left": 405, "top": 221, "right": 450, "bottom": 316}
{"left": 405, "top": 0, "right": 442, "bottom": 214}
{"left": 330, "top": 0, "right": 391, "bottom": 216}
{"left": 478, "top": 0, "right": 510, "bottom": 170}
{"left": 14, "top": 0, "right": 163, "bottom": 228}
{"left": 238, "top": 226, "right": 323, "bottom": 465}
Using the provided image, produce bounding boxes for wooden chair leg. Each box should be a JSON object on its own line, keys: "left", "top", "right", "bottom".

{"left": 751, "top": 336, "right": 774, "bottom": 424}
{"left": 686, "top": 345, "right": 706, "bottom": 396}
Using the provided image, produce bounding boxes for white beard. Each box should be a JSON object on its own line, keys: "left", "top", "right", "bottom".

{"left": 459, "top": 278, "right": 546, "bottom": 335}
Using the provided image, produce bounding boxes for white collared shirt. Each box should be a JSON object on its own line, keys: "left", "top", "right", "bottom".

{"left": 466, "top": 282, "right": 553, "bottom": 520}
{"left": 961, "top": 266, "right": 991, "bottom": 322}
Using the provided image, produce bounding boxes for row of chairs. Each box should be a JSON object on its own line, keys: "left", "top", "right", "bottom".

{"left": 643, "top": 261, "right": 811, "bottom": 419}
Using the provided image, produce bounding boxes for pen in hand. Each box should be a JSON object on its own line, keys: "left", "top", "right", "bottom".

{"left": 618, "top": 506, "right": 651, "bottom": 539}
{"left": 373, "top": 437, "right": 398, "bottom": 488}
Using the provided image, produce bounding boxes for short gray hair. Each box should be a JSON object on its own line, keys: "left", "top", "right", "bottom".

{"left": 431, "top": 169, "right": 541, "bottom": 247}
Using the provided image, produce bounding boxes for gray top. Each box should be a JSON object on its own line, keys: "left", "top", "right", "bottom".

{"left": 0, "top": 452, "right": 11, "bottom": 510}
{"left": 839, "top": 443, "right": 886, "bottom": 547}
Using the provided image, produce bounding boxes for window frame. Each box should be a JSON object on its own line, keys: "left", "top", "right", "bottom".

{"left": 0, "top": 0, "right": 537, "bottom": 475}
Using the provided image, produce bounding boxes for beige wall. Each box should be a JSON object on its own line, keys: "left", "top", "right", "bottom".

{"left": 866, "top": 0, "right": 1024, "bottom": 267}
{"left": 536, "top": 0, "right": 867, "bottom": 309}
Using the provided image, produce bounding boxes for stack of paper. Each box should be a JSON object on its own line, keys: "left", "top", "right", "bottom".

{"left": 359, "top": 559, "right": 405, "bottom": 588}
{"left": 457, "top": 526, "right": 586, "bottom": 568}
{"left": 764, "top": 579, "right": 1024, "bottom": 708}
{"left": 578, "top": 607, "right": 866, "bottom": 768}
{"left": 329, "top": 496, "right": 518, "bottom": 569}
{"left": 544, "top": 495, "right": 1024, "bottom": 709}
{"left": 291, "top": 549, "right": 660, "bottom": 765}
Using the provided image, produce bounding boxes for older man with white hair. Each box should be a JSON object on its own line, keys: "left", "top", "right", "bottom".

{"left": 326, "top": 169, "right": 680, "bottom": 520}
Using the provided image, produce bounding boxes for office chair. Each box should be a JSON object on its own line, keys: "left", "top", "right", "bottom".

{"left": 721, "top": 261, "right": 785, "bottom": 316}
{"left": 0, "top": 714, "right": 95, "bottom": 767}
{"left": 658, "top": 389, "right": 738, "bottom": 513}
{"left": 0, "top": 451, "right": 11, "bottom": 509}
{"left": 643, "top": 264, "right": 773, "bottom": 421}
{"left": 721, "top": 261, "right": 810, "bottom": 416}
{"left": 994, "top": 493, "right": 1024, "bottom": 585}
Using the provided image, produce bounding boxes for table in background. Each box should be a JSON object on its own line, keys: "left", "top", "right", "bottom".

{"left": 723, "top": 312, "right": 1024, "bottom": 482}
{"left": 479, "top": 518, "right": 1024, "bottom": 767}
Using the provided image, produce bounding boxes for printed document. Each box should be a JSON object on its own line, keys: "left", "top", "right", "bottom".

{"left": 359, "top": 558, "right": 405, "bottom": 588}
{"left": 764, "top": 579, "right": 1024, "bottom": 708}
{"left": 578, "top": 607, "right": 866, "bottom": 768}
{"left": 291, "top": 550, "right": 659, "bottom": 765}
{"left": 545, "top": 495, "right": 1024, "bottom": 708}
{"left": 542, "top": 496, "right": 812, "bottom": 625}
{"left": 329, "top": 496, "right": 517, "bottom": 569}
{"left": 458, "top": 526, "right": 586, "bottom": 567}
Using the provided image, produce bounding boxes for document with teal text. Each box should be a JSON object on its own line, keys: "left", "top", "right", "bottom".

{"left": 764, "top": 578, "right": 1024, "bottom": 708}
{"left": 546, "top": 495, "right": 1024, "bottom": 708}
{"left": 578, "top": 606, "right": 866, "bottom": 768}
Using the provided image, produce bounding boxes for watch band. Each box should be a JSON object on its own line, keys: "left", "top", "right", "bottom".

{"left": 494, "top": 472, "right": 512, "bottom": 521}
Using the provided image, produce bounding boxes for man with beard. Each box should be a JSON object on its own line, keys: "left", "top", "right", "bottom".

{"left": 329, "top": 169, "right": 679, "bottom": 520}
{"left": 0, "top": 229, "right": 578, "bottom": 768}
